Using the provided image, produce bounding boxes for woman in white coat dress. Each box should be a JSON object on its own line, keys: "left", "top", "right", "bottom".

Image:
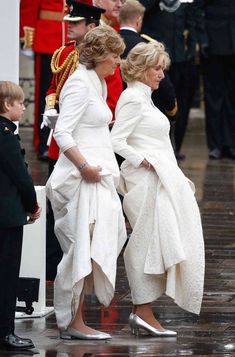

{"left": 46, "top": 26, "right": 126, "bottom": 340}
{"left": 111, "top": 42, "right": 205, "bottom": 337}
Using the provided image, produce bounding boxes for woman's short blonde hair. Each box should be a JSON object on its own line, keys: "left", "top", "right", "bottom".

{"left": 0, "top": 81, "right": 24, "bottom": 113}
{"left": 79, "top": 25, "right": 125, "bottom": 69}
{"left": 121, "top": 41, "right": 170, "bottom": 83}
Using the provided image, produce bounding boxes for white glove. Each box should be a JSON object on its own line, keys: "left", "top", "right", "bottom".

{"left": 41, "top": 108, "right": 58, "bottom": 130}
{"left": 20, "top": 48, "right": 34, "bottom": 59}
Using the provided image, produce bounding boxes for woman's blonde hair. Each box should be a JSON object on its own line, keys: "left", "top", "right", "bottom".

{"left": 121, "top": 41, "right": 170, "bottom": 83}
{"left": 79, "top": 25, "right": 125, "bottom": 69}
{"left": 0, "top": 81, "right": 24, "bottom": 113}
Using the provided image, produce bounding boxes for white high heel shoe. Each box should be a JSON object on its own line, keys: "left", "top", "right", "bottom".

{"left": 129, "top": 314, "right": 177, "bottom": 337}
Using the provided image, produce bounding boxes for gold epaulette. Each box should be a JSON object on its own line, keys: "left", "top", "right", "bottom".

{"left": 21, "top": 26, "right": 35, "bottom": 49}
{"left": 50, "top": 43, "right": 79, "bottom": 98}
{"left": 50, "top": 42, "right": 79, "bottom": 74}
{"left": 50, "top": 45, "right": 67, "bottom": 74}
{"left": 165, "top": 99, "right": 178, "bottom": 117}
{"left": 100, "top": 18, "right": 107, "bottom": 26}
{"left": 140, "top": 33, "right": 158, "bottom": 44}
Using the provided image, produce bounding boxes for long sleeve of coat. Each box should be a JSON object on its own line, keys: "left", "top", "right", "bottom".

{"left": 111, "top": 97, "right": 145, "bottom": 167}
{"left": 54, "top": 75, "right": 89, "bottom": 153}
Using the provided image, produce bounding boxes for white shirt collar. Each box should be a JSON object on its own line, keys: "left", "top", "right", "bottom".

{"left": 120, "top": 26, "right": 138, "bottom": 33}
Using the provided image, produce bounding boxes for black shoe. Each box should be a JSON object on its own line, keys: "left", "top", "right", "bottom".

{"left": 175, "top": 152, "right": 185, "bottom": 161}
{"left": 209, "top": 148, "right": 222, "bottom": 160}
{"left": 37, "top": 150, "right": 48, "bottom": 161}
{"left": 0, "top": 334, "right": 34, "bottom": 350}
{"left": 12, "top": 334, "right": 33, "bottom": 343}
{"left": 222, "top": 147, "right": 235, "bottom": 160}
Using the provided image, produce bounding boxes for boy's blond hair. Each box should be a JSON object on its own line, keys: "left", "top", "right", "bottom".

{"left": 0, "top": 81, "right": 24, "bottom": 113}
{"left": 119, "top": 0, "right": 145, "bottom": 24}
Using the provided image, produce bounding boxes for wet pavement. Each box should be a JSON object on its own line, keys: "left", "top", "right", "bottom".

{"left": 2, "top": 111, "right": 235, "bottom": 356}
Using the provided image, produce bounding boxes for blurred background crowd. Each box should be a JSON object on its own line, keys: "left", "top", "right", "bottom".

{"left": 19, "top": 0, "right": 235, "bottom": 163}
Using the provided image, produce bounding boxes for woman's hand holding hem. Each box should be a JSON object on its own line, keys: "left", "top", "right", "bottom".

{"left": 80, "top": 164, "right": 102, "bottom": 183}
{"left": 140, "top": 159, "right": 154, "bottom": 171}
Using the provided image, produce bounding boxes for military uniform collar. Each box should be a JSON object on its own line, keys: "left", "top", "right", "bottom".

{"left": 0, "top": 115, "right": 17, "bottom": 133}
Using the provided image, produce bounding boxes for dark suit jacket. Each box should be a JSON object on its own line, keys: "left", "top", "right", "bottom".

{"left": 120, "top": 29, "right": 144, "bottom": 59}
{"left": 0, "top": 116, "right": 37, "bottom": 228}
{"left": 194, "top": 0, "right": 235, "bottom": 55}
{"left": 120, "top": 28, "right": 177, "bottom": 121}
{"left": 139, "top": 1, "right": 196, "bottom": 63}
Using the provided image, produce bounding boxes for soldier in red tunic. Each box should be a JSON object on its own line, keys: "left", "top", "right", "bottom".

{"left": 20, "top": 0, "right": 69, "bottom": 160}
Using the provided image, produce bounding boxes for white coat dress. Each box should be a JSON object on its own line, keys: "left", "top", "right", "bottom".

{"left": 111, "top": 81, "right": 205, "bottom": 315}
{"left": 46, "top": 64, "right": 127, "bottom": 330}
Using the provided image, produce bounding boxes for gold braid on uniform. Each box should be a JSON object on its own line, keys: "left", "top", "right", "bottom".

{"left": 50, "top": 45, "right": 79, "bottom": 99}
{"left": 165, "top": 99, "right": 178, "bottom": 117}
{"left": 140, "top": 34, "right": 158, "bottom": 44}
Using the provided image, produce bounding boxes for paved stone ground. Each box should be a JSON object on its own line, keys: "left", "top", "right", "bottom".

{"left": 2, "top": 111, "right": 235, "bottom": 356}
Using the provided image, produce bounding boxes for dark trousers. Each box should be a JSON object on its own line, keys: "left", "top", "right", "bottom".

{"left": 169, "top": 62, "right": 199, "bottom": 153}
{"left": 202, "top": 55, "right": 235, "bottom": 150}
{"left": 46, "top": 159, "right": 63, "bottom": 281}
{"left": 0, "top": 226, "right": 23, "bottom": 337}
{"left": 34, "top": 53, "right": 53, "bottom": 155}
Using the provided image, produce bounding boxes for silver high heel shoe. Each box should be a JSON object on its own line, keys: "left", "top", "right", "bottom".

{"left": 129, "top": 314, "right": 177, "bottom": 337}
{"left": 60, "top": 327, "right": 112, "bottom": 340}
{"left": 128, "top": 312, "right": 135, "bottom": 325}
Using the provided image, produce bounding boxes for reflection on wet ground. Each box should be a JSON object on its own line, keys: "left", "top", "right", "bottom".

{"left": 2, "top": 113, "right": 235, "bottom": 356}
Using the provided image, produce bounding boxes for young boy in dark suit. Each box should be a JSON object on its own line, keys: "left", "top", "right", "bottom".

{"left": 0, "top": 81, "right": 41, "bottom": 350}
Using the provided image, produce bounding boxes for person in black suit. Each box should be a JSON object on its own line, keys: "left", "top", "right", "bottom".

{"left": 119, "top": 0, "right": 145, "bottom": 58}
{"left": 119, "top": 0, "right": 178, "bottom": 126}
{"left": 0, "top": 81, "right": 41, "bottom": 350}
{"left": 194, "top": 0, "right": 235, "bottom": 160}
{"left": 138, "top": 0, "right": 198, "bottom": 160}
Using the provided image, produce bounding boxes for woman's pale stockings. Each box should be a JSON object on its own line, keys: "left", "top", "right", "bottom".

{"left": 69, "top": 291, "right": 100, "bottom": 334}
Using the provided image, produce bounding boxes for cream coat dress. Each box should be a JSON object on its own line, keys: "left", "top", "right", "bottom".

{"left": 111, "top": 81, "right": 205, "bottom": 315}
{"left": 46, "top": 64, "right": 127, "bottom": 330}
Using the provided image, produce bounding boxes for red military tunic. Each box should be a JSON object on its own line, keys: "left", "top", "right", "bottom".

{"left": 102, "top": 16, "right": 123, "bottom": 121}
{"left": 106, "top": 66, "right": 123, "bottom": 120}
{"left": 20, "top": 0, "right": 68, "bottom": 154}
{"left": 20, "top": 0, "right": 68, "bottom": 54}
